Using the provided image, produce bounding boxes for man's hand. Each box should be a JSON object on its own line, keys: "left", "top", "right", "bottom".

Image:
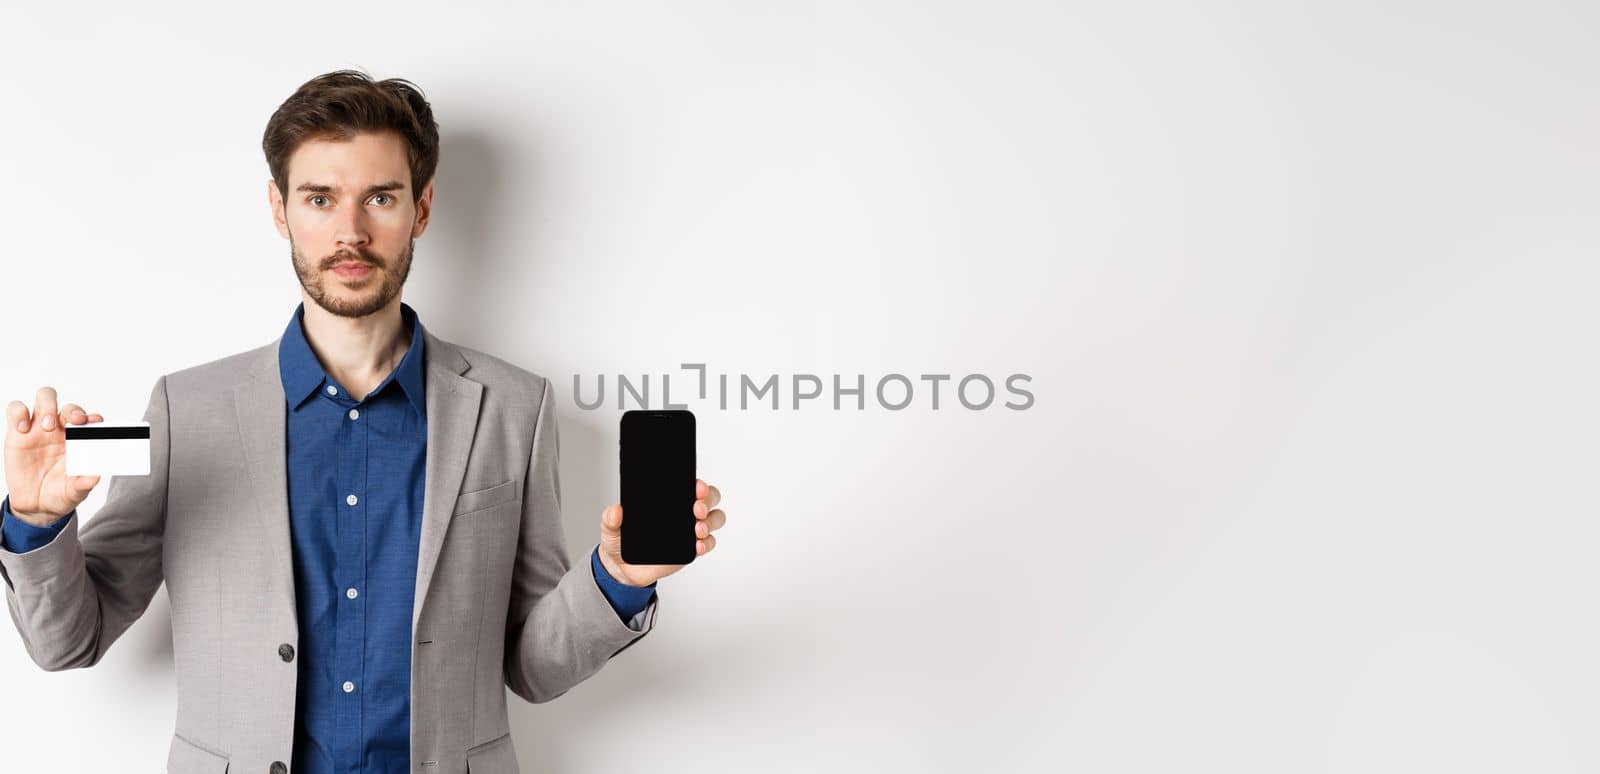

{"left": 5, "top": 386, "right": 107, "bottom": 526}
{"left": 597, "top": 478, "right": 725, "bottom": 587}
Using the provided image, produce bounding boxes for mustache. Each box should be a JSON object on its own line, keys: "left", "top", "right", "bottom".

{"left": 323, "top": 250, "right": 381, "bottom": 269}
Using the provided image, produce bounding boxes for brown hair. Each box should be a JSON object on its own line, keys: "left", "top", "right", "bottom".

{"left": 262, "top": 69, "right": 440, "bottom": 204}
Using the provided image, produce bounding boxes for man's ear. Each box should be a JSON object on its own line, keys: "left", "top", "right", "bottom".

{"left": 412, "top": 178, "right": 435, "bottom": 239}
{"left": 268, "top": 179, "right": 290, "bottom": 239}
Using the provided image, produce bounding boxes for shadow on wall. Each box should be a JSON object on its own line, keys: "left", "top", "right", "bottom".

{"left": 409, "top": 128, "right": 511, "bottom": 347}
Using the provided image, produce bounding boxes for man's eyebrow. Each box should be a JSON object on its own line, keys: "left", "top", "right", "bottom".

{"left": 294, "top": 180, "right": 407, "bottom": 196}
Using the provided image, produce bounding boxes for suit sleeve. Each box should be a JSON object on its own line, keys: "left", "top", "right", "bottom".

{"left": 502, "top": 376, "right": 658, "bottom": 704}
{"left": 0, "top": 501, "right": 71, "bottom": 554}
{"left": 590, "top": 544, "right": 656, "bottom": 626}
{"left": 0, "top": 374, "right": 171, "bottom": 671}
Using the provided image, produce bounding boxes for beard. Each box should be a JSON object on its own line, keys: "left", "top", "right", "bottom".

{"left": 290, "top": 235, "right": 414, "bottom": 319}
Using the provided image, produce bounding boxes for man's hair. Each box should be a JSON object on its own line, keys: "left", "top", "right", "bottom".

{"left": 262, "top": 69, "right": 440, "bottom": 204}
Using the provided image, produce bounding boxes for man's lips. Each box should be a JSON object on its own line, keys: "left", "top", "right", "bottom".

{"left": 332, "top": 262, "right": 375, "bottom": 278}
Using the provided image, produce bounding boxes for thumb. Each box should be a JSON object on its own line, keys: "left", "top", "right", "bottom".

{"left": 599, "top": 504, "right": 623, "bottom": 552}
{"left": 69, "top": 475, "right": 100, "bottom": 494}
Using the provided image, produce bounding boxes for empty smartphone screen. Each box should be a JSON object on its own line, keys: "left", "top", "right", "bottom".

{"left": 620, "top": 410, "right": 697, "bottom": 565}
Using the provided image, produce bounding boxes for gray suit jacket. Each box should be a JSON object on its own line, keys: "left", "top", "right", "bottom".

{"left": 0, "top": 324, "right": 659, "bottom": 773}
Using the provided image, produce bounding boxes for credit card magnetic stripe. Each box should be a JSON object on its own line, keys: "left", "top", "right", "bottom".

{"left": 64, "top": 425, "right": 152, "bottom": 440}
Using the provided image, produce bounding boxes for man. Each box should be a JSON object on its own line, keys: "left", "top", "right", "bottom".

{"left": 0, "top": 70, "right": 727, "bottom": 774}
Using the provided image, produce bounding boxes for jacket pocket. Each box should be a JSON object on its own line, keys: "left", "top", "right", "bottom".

{"left": 466, "top": 731, "right": 518, "bottom": 773}
{"left": 167, "top": 732, "right": 229, "bottom": 773}
{"left": 452, "top": 479, "right": 518, "bottom": 517}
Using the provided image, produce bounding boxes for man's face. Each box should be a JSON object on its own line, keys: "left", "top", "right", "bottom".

{"left": 269, "top": 130, "right": 433, "bottom": 319}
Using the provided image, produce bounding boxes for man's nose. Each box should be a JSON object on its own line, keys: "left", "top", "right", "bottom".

{"left": 333, "top": 207, "right": 371, "bottom": 249}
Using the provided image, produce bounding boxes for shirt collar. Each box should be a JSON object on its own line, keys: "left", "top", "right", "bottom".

{"left": 278, "top": 301, "right": 427, "bottom": 418}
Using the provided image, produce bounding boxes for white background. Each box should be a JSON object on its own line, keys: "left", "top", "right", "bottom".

{"left": 2, "top": 1, "right": 1597, "bottom": 771}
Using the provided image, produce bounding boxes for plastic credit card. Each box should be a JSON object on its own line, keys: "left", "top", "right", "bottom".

{"left": 65, "top": 422, "right": 150, "bottom": 477}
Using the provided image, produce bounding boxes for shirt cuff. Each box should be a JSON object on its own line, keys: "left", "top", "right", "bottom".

{"left": 591, "top": 544, "right": 656, "bottom": 622}
{"left": 1, "top": 495, "right": 72, "bottom": 554}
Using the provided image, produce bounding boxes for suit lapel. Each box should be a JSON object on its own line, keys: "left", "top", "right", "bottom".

{"left": 230, "top": 324, "right": 483, "bottom": 639}
{"left": 234, "top": 338, "right": 297, "bottom": 624}
{"left": 414, "top": 327, "right": 482, "bottom": 632}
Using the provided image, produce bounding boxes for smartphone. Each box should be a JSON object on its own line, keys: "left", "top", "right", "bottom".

{"left": 620, "top": 409, "right": 697, "bottom": 565}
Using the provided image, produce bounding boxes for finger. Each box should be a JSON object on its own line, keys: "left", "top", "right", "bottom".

{"left": 599, "top": 504, "right": 628, "bottom": 563}
{"left": 7, "top": 400, "right": 28, "bottom": 433}
{"left": 697, "top": 533, "right": 716, "bottom": 555}
{"left": 696, "top": 509, "right": 727, "bottom": 538}
{"left": 88, "top": 413, "right": 103, "bottom": 423}
{"left": 69, "top": 475, "right": 100, "bottom": 492}
{"left": 59, "top": 403, "right": 87, "bottom": 424}
{"left": 33, "top": 386, "right": 58, "bottom": 432}
{"left": 705, "top": 483, "right": 721, "bottom": 510}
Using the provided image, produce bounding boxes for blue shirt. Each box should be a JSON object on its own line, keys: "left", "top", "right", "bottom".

{"left": 1, "top": 301, "right": 656, "bottom": 772}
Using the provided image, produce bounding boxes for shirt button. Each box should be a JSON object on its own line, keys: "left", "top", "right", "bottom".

{"left": 278, "top": 643, "right": 294, "bottom": 662}
{"left": 346, "top": 494, "right": 358, "bottom": 506}
{"left": 348, "top": 408, "right": 360, "bottom": 420}
{"left": 346, "top": 587, "right": 359, "bottom": 600}
{"left": 271, "top": 762, "right": 288, "bottom": 774}
{"left": 342, "top": 680, "right": 356, "bottom": 693}
{"left": 326, "top": 385, "right": 338, "bottom": 396}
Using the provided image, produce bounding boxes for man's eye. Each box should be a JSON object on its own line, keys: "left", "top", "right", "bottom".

{"left": 309, "top": 195, "right": 329, "bottom": 207}
{"left": 371, "top": 193, "right": 392, "bottom": 206}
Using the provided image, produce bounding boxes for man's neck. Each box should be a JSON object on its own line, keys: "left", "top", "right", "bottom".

{"left": 299, "top": 296, "right": 410, "bottom": 401}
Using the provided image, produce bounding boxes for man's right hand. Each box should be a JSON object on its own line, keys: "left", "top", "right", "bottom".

{"left": 4, "top": 386, "right": 106, "bottom": 527}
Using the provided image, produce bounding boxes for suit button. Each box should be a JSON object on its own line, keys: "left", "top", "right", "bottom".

{"left": 278, "top": 643, "right": 295, "bottom": 662}
{"left": 270, "top": 762, "right": 288, "bottom": 774}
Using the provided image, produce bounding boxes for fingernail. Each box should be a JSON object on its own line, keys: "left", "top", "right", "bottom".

{"left": 15, "top": 420, "right": 24, "bottom": 432}
{"left": 42, "top": 415, "right": 54, "bottom": 430}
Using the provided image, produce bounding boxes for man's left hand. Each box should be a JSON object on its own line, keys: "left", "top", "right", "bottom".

{"left": 597, "top": 478, "right": 724, "bottom": 587}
